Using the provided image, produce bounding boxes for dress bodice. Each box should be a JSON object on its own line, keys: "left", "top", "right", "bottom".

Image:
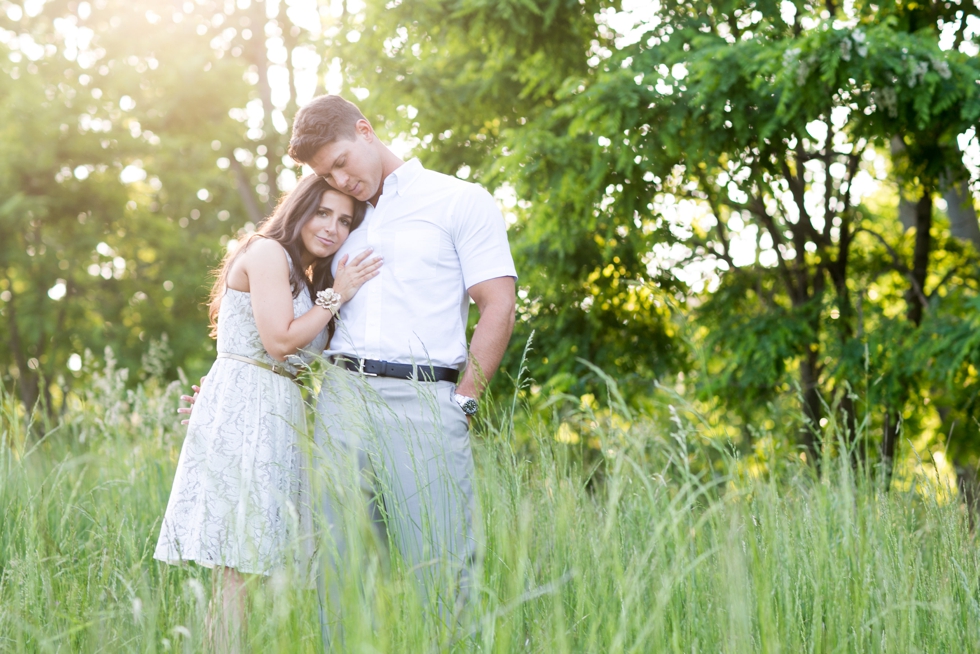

{"left": 215, "top": 276, "right": 329, "bottom": 374}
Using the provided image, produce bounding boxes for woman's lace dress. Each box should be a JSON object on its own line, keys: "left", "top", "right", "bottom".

{"left": 154, "top": 262, "right": 328, "bottom": 576}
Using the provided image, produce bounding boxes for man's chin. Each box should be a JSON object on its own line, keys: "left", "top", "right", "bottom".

{"left": 360, "top": 185, "right": 381, "bottom": 203}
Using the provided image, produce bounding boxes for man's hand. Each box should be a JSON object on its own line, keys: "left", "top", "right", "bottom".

{"left": 456, "top": 277, "right": 516, "bottom": 402}
{"left": 177, "top": 377, "right": 206, "bottom": 426}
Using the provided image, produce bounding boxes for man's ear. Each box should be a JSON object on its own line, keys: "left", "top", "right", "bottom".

{"left": 355, "top": 118, "right": 374, "bottom": 142}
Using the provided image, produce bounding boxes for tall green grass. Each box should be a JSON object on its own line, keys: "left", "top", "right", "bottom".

{"left": 2, "top": 358, "right": 980, "bottom": 652}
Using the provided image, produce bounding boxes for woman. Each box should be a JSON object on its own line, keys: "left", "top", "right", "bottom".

{"left": 153, "top": 175, "right": 381, "bottom": 647}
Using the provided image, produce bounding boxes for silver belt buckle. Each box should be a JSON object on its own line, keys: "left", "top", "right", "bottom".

{"left": 357, "top": 359, "right": 378, "bottom": 377}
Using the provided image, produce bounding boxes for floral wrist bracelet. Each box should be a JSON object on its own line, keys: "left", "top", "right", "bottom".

{"left": 315, "top": 288, "right": 342, "bottom": 315}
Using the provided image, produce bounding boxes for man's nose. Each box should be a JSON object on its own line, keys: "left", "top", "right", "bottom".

{"left": 333, "top": 170, "right": 349, "bottom": 188}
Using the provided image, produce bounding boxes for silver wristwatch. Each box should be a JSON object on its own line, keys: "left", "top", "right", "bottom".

{"left": 453, "top": 393, "right": 478, "bottom": 416}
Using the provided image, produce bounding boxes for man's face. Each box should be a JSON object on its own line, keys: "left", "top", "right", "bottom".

{"left": 307, "top": 120, "right": 382, "bottom": 203}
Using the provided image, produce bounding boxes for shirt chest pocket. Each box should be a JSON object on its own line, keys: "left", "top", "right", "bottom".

{"left": 392, "top": 227, "right": 443, "bottom": 283}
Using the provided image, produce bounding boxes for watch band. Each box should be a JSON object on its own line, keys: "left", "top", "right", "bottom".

{"left": 454, "top": 392, "right": 478, "bottom": 416}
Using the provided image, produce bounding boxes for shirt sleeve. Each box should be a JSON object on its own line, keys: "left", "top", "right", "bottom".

{"left": 451, "top": 183, "right": 518, "bottom": 290}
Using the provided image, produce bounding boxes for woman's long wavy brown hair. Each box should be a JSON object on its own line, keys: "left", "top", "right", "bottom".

{"left": 207, "top": 174, "right": 366, "bottom": 339}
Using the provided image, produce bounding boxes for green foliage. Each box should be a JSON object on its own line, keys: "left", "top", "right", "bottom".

{"left": 0, "top": 0, "right": 318, "bottom": 413}
{"left": 337, "top": 0, "right": 611, "bottom": 175}
{"left": 490, "top": 0, "right": 980, "bottom": 461}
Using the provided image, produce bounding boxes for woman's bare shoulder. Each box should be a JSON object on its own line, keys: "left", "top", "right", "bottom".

{"left": 226, "top": 238, "right": 289, "bottom": 293}
{"left": 240, "top": 237, "right": 289, "bottom": 268}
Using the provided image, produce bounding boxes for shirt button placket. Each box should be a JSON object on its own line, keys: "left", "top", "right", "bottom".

{"left": 364, "top": 189, "right": 388, "bottom": 360}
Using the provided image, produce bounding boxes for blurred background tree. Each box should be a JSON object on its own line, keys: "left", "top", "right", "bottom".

{"left": 0, "top": 0, "right": 328, "bottom": 413}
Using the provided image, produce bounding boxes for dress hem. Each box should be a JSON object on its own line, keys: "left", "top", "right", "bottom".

{"left": 153, "top": 552, "right": 274, "bottom": 577}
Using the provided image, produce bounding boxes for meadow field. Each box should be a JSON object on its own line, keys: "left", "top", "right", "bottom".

{"left": 2, "top": 358, "right": 980, "bottom": 654}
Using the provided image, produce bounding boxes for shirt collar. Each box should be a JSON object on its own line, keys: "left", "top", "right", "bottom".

{"left": 382, "top": 157, "right": 424, "bottom": 197}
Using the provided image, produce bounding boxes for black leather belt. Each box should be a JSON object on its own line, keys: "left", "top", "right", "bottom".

{"left": 330, "top": 356, "right": 459, "bottom": 383}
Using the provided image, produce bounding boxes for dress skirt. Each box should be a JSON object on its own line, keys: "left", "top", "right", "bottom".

{"left": 153, "top": 357, "right": 311, "bottom": 576}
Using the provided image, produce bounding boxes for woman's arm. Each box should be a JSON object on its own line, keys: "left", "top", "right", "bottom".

{"left": 243, "top": 239, "right": 381, "bottom": 361}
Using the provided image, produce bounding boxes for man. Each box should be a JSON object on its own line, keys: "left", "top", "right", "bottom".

{"left": 287, "top": 95, "right": 516, "bottom": 640}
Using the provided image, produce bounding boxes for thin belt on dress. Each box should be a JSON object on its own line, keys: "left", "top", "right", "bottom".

{"left": 217, "top": 352, "right": 298, "bottom": 381}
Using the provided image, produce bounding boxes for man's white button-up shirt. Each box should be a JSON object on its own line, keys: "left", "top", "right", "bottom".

{"left": 326, "top": 158, "right": 517, "bottom": 369}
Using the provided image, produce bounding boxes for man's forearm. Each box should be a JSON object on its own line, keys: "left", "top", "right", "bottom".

{"left": 456, "top": 301, "right": 515, "bottom": 398}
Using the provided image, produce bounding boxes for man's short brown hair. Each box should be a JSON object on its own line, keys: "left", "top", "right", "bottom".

{"left": 288, "top": 95, "right": 366, "bottom": 164}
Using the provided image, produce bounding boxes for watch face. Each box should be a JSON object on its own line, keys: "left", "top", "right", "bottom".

{"left": 455, "top": 394, "right": 478, "bottom": 416}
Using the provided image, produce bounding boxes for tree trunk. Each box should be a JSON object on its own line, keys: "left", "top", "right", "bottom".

{"left": 250, "top": 0, "right": 279, "bottom": 208}
{"left": 898, "top": 196, "right": 917, "bottom": 231}
{"left": 799, "top": 348, "right": 822, "bottom": 465}
{"left": 956, "top": 464, "right": 979, "bottom": 530}
{"left": 229, "top": 156, "right": 265, "bottom": 225}
{"left": 905, "top": 191, "right": 932, "bottom": 327}
{"left": 881, "top": 409, "right": 899, "bottom": 488}
{"left": 891, "top": 137, "right": 917, "bottom": 231}
{"left": 4, "top": 290, "right": 40, "bottom": 412}
{"left": 878, "top": 190, "right": 933, "bottom": 487}
{"left": 840, "top": 393, "right": 861, "bottom": 464}
{"left": 828, "top": 246, "right": 861, "bottom": 465}
{"left": 944, "top": 178, "right": 980, "bottom": 248}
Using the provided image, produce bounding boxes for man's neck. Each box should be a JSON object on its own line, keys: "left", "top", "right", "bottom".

{"left": 369, "top": 146, "right": 406, "bottom": 207}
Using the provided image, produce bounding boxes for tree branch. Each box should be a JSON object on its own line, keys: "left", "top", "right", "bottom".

{"left": 854, "top": 226, "right": 908, "bottom": 273}
{"left": 927, "top": 264, "right": 965, "bottom": 301}
{"left": 781, "top": 157, "right": 825, "bottom": 248}
{"left": 747, "top": 195, "right": 802, "bottom": 301}
{"left": 854, "top": 226, "right": 929, "bottom": 310}
{"left": 229, "top": 155, "right": 265, "bottom": 225}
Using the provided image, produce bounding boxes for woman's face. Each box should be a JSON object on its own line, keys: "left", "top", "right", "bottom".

{"left": 299, "top": 189, "right": 355, "bottom": 263}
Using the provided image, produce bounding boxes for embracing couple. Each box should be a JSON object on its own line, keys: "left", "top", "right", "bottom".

{"left": 152, "top": 95, "right": 517, "bottom": 649}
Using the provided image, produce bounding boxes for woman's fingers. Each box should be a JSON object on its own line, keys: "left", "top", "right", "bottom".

{"left": 333, "top": 251, "right": 383, "bottom": 301}
{"left": 338, "top": 257, "right": 382, "bottom": 288}
{"left": 360, "top": 265, "right": 382, "bottom": 280}
{"left": 349, "top": 248, "right": 375, "bottom": 267}
{"left": 350, "top": 256, "right": 383, "bottom": 274}
{"left": 351, "top": 260, "right": 383, "bottom": 282}
{"left": 176, "top": 381, "right": 202, "bottom": 422}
